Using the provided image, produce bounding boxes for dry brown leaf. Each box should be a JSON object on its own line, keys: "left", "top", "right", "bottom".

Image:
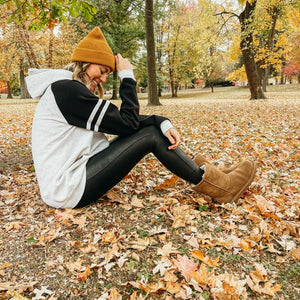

{"left": 128, "top": 237, "right": 150, "bottom": 251}
{"left": 78, "top": 266, "right": 92, "bottom": 282}
{"left": 129, "top": 280, "right": 165, "bottom": 294}
{"left": 130, "top": 195, "right": 144, "bottom": 208}
{"left": 172, "top": 254, "right": 198, "bottom": 282}
{"left": 3, "top": 222, "right": 28, "bottom": 231}
{"left": 157, "top": 242, "right": 179, "bottom": 257}
{"left": 102, "top": 231, "right": 117, "bottom": 244}
{"left": 163, "top": 270, "right": 179, "bottom": 282}
{"left": 6, "top": 290, "right": 30, "bottom": 299}
{"left": 0, "top": 262, "right": 12, "bottom": 269}
{"left": 73, "top": 215, "right": 86, "bottom": 228}
{"left": 106, "top": 190, "right": 127, "bottom": 204}
{"left": 109, "top": 287, "right": 122, "bottom": 299}
{"left": 289, "top": 248, "right": 300, "bottom": 261}
{"left": 165, "top": 281, "right": 181, "bottom": 294}
{"left": 190, "top": 263, "right": 210, "bottom": 284}
{"left": 65, "top": 258, "right": 85, "bottom": 275}
{"left": 155, "top": 175, "right": 178, "bottom": 190}
{"left": 247, "top": 276, "right": 282, "bottom": 296}
{"left": 238, "top": 239, "right": 252, "bottom": 251}
{"left": 190, "top": 249, "right": 220, "bottom": 267}
{"left": 249, "top": 263, "right": 268, "bottom": 284}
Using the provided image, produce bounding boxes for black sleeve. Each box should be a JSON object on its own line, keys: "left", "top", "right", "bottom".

{"left": 52, "top": 78, "right": 169, "bottom": 136}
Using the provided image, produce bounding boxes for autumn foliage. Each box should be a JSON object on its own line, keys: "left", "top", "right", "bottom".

{"left": 0, "top": 85, "right": 299, "bottom": 299}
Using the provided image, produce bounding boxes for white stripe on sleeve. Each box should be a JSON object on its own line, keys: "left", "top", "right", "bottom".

{"left": 94, "top": 101, "right": 110, "bottom": 131}
{"left": 86, "top": 99, "right": 103, "bottom": 130}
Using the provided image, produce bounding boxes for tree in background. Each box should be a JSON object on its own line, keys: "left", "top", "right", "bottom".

{"left": 0, "top": 0, "right": 95, "bottom": 98}
{"left": 159, "top": 0, "right": 230, "bottom": 96}
{"left": 253, "top": 0, "right": 290, "bottom": 91}
{"left": 80, "top": 0, "right": 145, "bottom": 100}
{"left": 191, "top": 0, "right": 233, "bottom": 92}
{"left": 219, "top": 0, "right": 297, "bottom": 99}
{"left": 238, "top": 0, "right": 266, "bottom": 99}
{"left": 282, "top": 6, "right": 300, "bottom": 83}
{"left": 145, "top": 0, "right": 161, "bottom": 105}
{"left": 160, "top": 3, "right": 182, "bottom": 97}
{"left": 1, "top": 0, "right": 300, "bottom": 101}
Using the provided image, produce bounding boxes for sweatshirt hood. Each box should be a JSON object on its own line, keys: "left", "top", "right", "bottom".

{"left": 26, "top": 69, "right": 73, "bottom": 99}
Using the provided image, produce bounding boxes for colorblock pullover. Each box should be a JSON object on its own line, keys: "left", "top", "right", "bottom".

{"left": 26, "top": 69, "right": 173, "bottom": 208}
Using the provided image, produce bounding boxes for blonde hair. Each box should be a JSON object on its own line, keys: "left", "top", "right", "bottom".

{"left": 64, "top": 61, "right": 104, "bottom": 98}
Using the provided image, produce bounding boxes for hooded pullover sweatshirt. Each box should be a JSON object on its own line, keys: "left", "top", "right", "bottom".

{"left": 26, "top": 69, "right": 173, "bottom": 208}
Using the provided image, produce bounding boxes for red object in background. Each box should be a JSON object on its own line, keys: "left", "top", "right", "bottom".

{"left": 0, "top": 80, "right": 8, "bottom": 93}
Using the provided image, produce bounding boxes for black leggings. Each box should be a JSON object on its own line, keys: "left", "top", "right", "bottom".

{"left": 75, "top": 126, "right": 204, "bottom": 208}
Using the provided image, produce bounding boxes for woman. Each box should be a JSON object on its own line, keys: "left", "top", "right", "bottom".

{"left": 26, "top": 27, "right": 256, "bottom": 209}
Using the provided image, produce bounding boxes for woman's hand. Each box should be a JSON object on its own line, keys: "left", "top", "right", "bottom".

{"left": 165, "top": 128, "right": 181, "bottom": 150}
{"left": 115, "top": 54, "right": 133, "bottom": 72}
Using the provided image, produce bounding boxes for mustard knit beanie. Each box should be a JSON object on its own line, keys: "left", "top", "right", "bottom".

{"left": 71, "top": 27, "right": 115, "bottom": 72}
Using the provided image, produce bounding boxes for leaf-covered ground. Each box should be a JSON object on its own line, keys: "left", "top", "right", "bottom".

{"left": 0, "top": 84, "right": 299, "bottom": 300}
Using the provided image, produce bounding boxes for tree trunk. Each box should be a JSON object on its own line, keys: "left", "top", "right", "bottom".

{"left": 145, "top": 0, "right": 161, "bottom": 106}
{"left": 262, "top": 65, "right": 271, "bottom": 92}
{"left": 18, "top": 25, "right": 39, "bottom": 68}
{"left": 158, "top": 87, "right": 162, "bottom": 97}
{"left": 6, "top": 81, "right": 13, "bottom": 99}
{"left": 111, "top": 69, "right": 118, "bottom": 100}
{"left": 210, "top": 83, "right": 214, "bottom": 93}
{"left": 20, "top": 66, "right": 30, "bottom": 99}
{"left": 239, "top": 1, "right": 266, "bottom": 99}
{"left": 171, "top": 80, "right": 177, "bottom": 97}
{"left": 174, "top": 84, "right": 178, "bottom": 97}
{"left": 260, "top": 6, "right": 279, "bottom": 92}
{"left": 48, "top": 29, "right": 54, "bottom": 68}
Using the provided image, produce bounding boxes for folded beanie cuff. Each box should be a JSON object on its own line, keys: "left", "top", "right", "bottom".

{"left": 72, "top": 48, "right": 114, "bottom": 71}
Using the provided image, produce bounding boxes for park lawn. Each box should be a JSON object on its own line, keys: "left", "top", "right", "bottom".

{"left": 0, "top": 84, "right": 299, "bottom": 299}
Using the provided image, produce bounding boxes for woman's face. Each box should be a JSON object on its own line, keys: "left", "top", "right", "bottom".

{"left": 85, "top": 64, "right": 111, "bottom": 92}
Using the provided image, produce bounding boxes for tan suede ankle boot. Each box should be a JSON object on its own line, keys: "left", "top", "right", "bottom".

{"left": 193, "top": 154, "right": 238, "bottom": 174}
{"left": 193, "top": 161, "right": 256, "bottom": 204}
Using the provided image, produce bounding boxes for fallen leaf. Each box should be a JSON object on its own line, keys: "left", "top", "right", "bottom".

{"left": 128, "top": 237, "right": 150, "bottom": 251}
{"left": 249, "top": 263, "right": 267, "bottom": 284}
{"left": 102, "top": 231, "right": 117, "bottom": 244}
{"left": 6, "top": 291, "right": 30, "bottom": 300}
{"left": 3, "top": 222, "right": 28, "bottom": 231}
{"left": 109, "top": 287, "right": 122, "bottom": 299}
{"left": 130, "top": 195, "right": 144, "bottom": 208}
{"left": 247, "top": 276, "right": 282, "bottom": 296}
{"left": 190, "top": 249, "right": 220, "bottom": 267}
{"left": 190, "top": 263, "right": 210, "bottom": 284}
{"left": 157, "top": 242, "right": 179, "bottom": 257}
{"left": 289, "top": 248, "right": 300, "bottom": 261}
{"left": 78, "top": 266, "right": 92, "bottom": 282}
{"left": 32, "top": 286, "right": 53, "bottom": 299}
{"left": 165, "top": 281, "right": 181, "bottom": 294}
{"left": 172, "top": 254, "right": 198, "bottom": 282}
{"left": 155, "top": 175, "right": 178, "bottom": 190}
{"left": 153, "top": 258, "right": 171, "bottom": 276}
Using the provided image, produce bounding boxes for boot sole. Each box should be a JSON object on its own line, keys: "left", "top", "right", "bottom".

{"left": 232, "top": 161, "right": 256, "bottom": 203}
